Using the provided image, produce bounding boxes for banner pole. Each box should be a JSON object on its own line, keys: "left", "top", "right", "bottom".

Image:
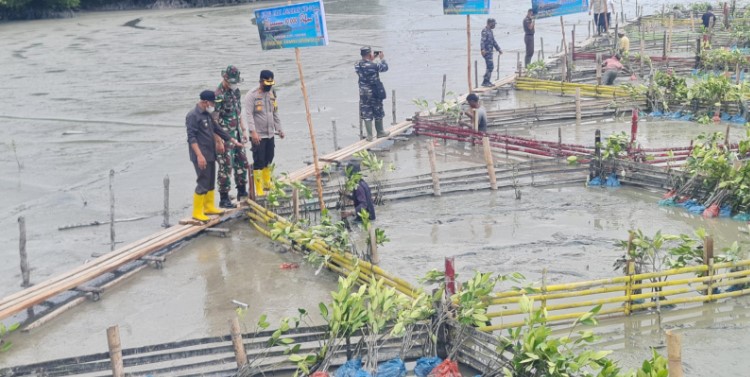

{"left": 294, "top": 47, "right": 326, "bottom": 211}
{"left": 467, "top": 14, "right": 472, "bottom": 93}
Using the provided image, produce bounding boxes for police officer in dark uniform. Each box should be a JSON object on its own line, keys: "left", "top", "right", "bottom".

{"left": 186, "top": 90, "right": 241, "bottom": 222}
{"left": 355, "top": 46, "right": 390, "bottom": 141}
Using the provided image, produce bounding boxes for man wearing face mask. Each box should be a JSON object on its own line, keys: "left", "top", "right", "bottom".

{"left": 355, "top": 46, "right": 389, "bottom": 141}
{"left": 242, "top": 69, "right": 285, "bottom": 197}
{"left": 186, "top": 90, "right": 242, "bottom": 222}
{"left": 214, "top": 65, "right": 250, "bottom": 208}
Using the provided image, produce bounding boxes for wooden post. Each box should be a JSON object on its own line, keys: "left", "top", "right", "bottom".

{"left": 725, "top": 124, "right": 731, "bottom": 146}
{"left": 541, "top": 268, "right": 548, "bottom": 317}
{"left": 496, "top": 51, "right": 501, "bottom": 79}
{"left": 482, "top": 137, "right": 497, "bottom": 190}
{"left": 292, "top": 188, "right": 300, "bottom": 222}
{"left": 558, "top": 127, "right": 563, "bottom": 156}
{"left": 516, "top": 52, "right": 521, "bottom": 76}
{"left": 18, "top": 216, "right": 30, "bottom": 288}
{"left": 466, "top": 15, "right": 472, "bottom": 93}
{"left": 596, "top": 53, "right": 602, "bottom": 85}
{"left": 666, "top": 330, "right": 685, "bottom": 377}
{"left": 690, "top": 11, "right": 695, "bottom": 31}
{"left": 441, "top": 74, "right": 447, "bottom": 103}
{"left": 575, "top": 87, "right": 582, "bottom": 123}
{"left": 107, "top": 325, "right": 125, "bottom": 377}
{"left": 162, "top": 175, "right": 170, "bottom": 228}
{"left": 640, "top": 33, "right": 645, "bottom": 77}
{"left": 332, "top": 119, "right": 339, "bottom": 151}
{"left": 109, "top": 169, "right": 115, "bottom": 251}
{"left": 736, "top": 62, "right": 742, "bottom": 85}
{"left": 704, "top": 236, "right": 714, "bottom": 296}
{"left": 571, "top": 25, "right": 576, "bottom": 61}
{"left": 427, "top": 140, "right": 441, "bottom": 196}
{"left": 540, "top": 37, "right": 545, "bottom": 61}
{"left": 473, "top": 108, "right": 479, "bottom": 132}
{"left": 368, "top": 225, "right": 379, "bottom": 264}
{"left": 588, "top": 20, "right": 591, "bottom": 39}
{"left": 560, "top": 16, "right": 569, "bottom": 82}
{"left": 230, "top": 317, "right": 248, "bottom": 368}
{"left": 474, "top": 59, "right": 479, "bottom": 89}
{"left": 662, "top": 30, "right": 667, "bottom": 60}
{"left": 358, "top": 109, "right": 364, "bottom": 140}
{"left": 445, "top": 257, "right": 456, "bottom": 295}
{"left": 667, "top": 15, "right": 674, "bottom": 62}
{"left": 391, "top": 90, "right": 397, "bottom": 125}
{"left": 295, "top": 48, "right": 326, "bottom": 211}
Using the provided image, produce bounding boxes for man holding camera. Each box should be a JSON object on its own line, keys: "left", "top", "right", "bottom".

{"left": 355, "top": 46, "right": 390, "bottom": 141}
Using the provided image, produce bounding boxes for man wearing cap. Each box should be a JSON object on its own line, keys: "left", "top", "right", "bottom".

{"left": 481, "top": 18, "right": 503, "bottom": 87}
{"left": 523, "top": 9, "right": 536, "bottom": 67}
{"left": 214, "top": 65, "right": 250, "bottom": 208}
{"left": 355, "top": 46, "right": 390, "bottom": 141}
{"left": 242, "top": 70, "right": 284, "bottom": 197}
{"left": 186, "top": 90, "right": 242, "bottom": 222}
{"left": 340, "top": 159, "right": 376, "bottom": 223}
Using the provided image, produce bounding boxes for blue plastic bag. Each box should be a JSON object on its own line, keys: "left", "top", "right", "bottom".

{"left": 375, "top": 358, "right": 406, "bottom": 377}
{"left": 720, "top": 205, "right": 732, "bottom": 218}
{"left": 588, "top": 176, "right": 603, "bottom": 186}
{"left": 733, "top": 213, "right": 750, "bottom": 221}
{"left": 605, "top": 173, "right": 620, "bottom": 187}
{"left": 414, "top": 357, "right": 442, "bottom": 377}
{"left": 336, "top": 359, "right": 364, "bottom": 377}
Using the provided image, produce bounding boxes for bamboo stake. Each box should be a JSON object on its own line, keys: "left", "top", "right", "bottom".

{"left": 332, "top": 119, "right": 339, "bottom": 151}
{"left": 230, "top": 317, "right": 248, "bottom": 368}
{"left": 736, "top": 62, "right": 741, "bottom": 85}
{"left": 667, "top": 15, "right": 674, "bottom": 61}
{"left": 369, "top": 225, "right": 379, "bottom": 264}
{"left": 560, "top": 16, "right": 569, "bottom": 83}
{"left": 666, "top": 330, "right": 684, "bottom": 377}
{"left": 596, "top": 53, "right": 602, "bottom": 85}
{"left": 575, "top": 88, "right": 582, "bottom": 123}
{"left": 109, "top": 169, "right": 115, "bottom": 251}
{"left": 162, "top": 175, "right": 170, "bottom": 228}
{"left": 391, "top": 90, "right": 397, "bottom": 125}
{"left": 540, "top": 37, "right": 545, "bottom": 61}
{"left": 467, "top": 15, "right": 472, "bottom": 93}
{"left": 516, "top": 51, "right": 521, "bottom": 76}
{"left": 725, "top": 124, "right": 731, "bottom": 146}
{"left": 19, "top": 216, "right": 30, "bottom": 288}
{"left": 294, "top": 48, "right": 325, "bottom": 211}
{"left": 107, "top": 325, "right": 125, "bottom": 377}
{"left": 558, "top": 127, "right": 562, "bottom": 155}
{"left": 441, "top": 74, "right": 447, "bottom": 103}
{"left": 662, "top": 30, "right": 667, "bottom": 59}
{"left": 496, "top": 51, "right": 501, "bottom": 79}
{"left": 473, "top": 108, "right": 479, "bottom": 132}
{"left": 474, "top": 59, "right": 479, "bottom": 89}
{"left": 358, "top": 108, "right": 363, "bottom": 140}
{"left": 482, "top": 137, "right": 497, "bottom": 190}
{"left": 427, "top": 140, "right": 441, "bottom": 196}
{"left": 690, "top": 11, "right": 695, "bottom": 32}
{"left": 292, "top": 188, "right": 300, "bottom": 222}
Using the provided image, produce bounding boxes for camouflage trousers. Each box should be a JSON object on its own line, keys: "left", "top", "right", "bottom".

{"left": 217, "top": 128, "right": 249, "bottom": 193}
{"left": 359, "top": 90, "right": 385, "bottom": 121}
{"left": 483, "top": 53, "right": 494, "bottom": 84}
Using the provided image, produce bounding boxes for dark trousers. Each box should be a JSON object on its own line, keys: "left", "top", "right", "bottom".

{"left": 193, "top": 161, "right": 216, "bottom": 195}
{"left": 252, "top": 137, "right": 275, "bottom": 170}
{"left": 482, "top": 53, "right": 494, "bottom": 84}
{"left": 524, "top": 35, "right": 534, "bottom": 67}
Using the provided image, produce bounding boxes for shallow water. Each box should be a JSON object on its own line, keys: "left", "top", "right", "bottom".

{"left": 1, "top": 0, "right": 747, "bottom": 373}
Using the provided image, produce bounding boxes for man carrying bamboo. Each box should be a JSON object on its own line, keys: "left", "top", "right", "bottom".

{"left": 480, "top": 18, "right": 502, "bottom": 87}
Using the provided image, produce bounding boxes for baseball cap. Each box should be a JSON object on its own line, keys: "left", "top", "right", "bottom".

{"left": 260, "top": 69, "right": 275, "bottom": 85}
{"left": 199, "top": 90, "right": 216, "bottom": 101}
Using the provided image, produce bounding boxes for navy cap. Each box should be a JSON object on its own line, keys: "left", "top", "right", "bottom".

{"left": 199, "top": 90, "right": 216, "bottom": 101}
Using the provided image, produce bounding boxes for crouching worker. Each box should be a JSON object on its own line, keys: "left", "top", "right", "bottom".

{"left": 463, "top": 93, "right": 488, "bottom": 132}
{"left": 340, "top": 160, "right": 376, "bottom": 223}
{"left": 186, "top": 90, "right": 242, "bottom": 222}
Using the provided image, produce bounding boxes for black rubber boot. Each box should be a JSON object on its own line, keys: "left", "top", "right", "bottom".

{"left": 219, "top": 192, "right": 236, "bottom": 208}
{"left": 237, "top": 186, "right": 248, "bottom": 200}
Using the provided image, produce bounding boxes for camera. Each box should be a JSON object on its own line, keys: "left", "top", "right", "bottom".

{"left": 374, "top": 50, "right": 382, "bottom": 57}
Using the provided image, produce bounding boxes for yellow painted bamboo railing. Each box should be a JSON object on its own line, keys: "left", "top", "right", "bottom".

{"left": 480, "top": 259, "right": 750, "bottom": 332}
{"left": 245, "top": 200, "right": 420, "bottom": 299}
{"left": 514, "top": 77, "right": 639, "bottom": 99}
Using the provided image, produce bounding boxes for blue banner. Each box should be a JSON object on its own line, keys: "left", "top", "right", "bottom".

{"left": 532, "top": 0, "right": 589, "bottom": 19}
{"left": 443, "top": 0, "right": 491, "bottom": 15}
{"left": 255, "top": 1, "right": 328, "bottom": 50}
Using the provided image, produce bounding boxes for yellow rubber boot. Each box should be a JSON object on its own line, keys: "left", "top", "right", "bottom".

{"left": 262, "top": 167, "right": 272, "bottom": 190}
{"left": 192, "top": 193, "right": 209, "bottom": 222}
{"left": 253, "top": 170, "right": 265, "bottom": 196}
{"left": 203, "top": 190, "right": 225, "bottom": 215}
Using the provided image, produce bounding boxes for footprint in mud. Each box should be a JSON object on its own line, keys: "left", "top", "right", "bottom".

{"left": 12, "top": 50, "right": 27, "bottom": 59}
{"left": 31, "top": 92, "right": 49, "bottom": 96}
{"left": 123, "top": 18, "right": 155, "bottom": 30}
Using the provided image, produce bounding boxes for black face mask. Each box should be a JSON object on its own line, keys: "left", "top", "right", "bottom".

{"left": 263, "top": 85, "right": 273, "bottom": 92}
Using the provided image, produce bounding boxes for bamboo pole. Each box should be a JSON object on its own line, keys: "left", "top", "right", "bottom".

{"left": 473, "top": 108, "right": 479, "bottom": 132}
{"left": 560, "top": 16, "right": 568, "bottom": 83}
{"left": 427, "top": 140, "right": 441, "bottom": 196}
{"left": 575, "top": 88, "right": 582, "bottom": 123}
{"left": 332, "top": 119, "right": 339, "bottom": 151}
{"left": 107, "top": 325, "right": 125, "bottom": 377}
{"left": 294, "top": 47, "right": 325, "bottom": 211}
{"left": 162, "top": 175, "right": 170, "bottom": 228}
{"left": 540, "top": 37, "right": 545, "bottom": 61}
{"left": 230, "top": 317, "right": 248, "bottom": 368}
{"left": 558, "top": 127, "right": 562, "bottom": 155}
{"left": 19, "top": 216, "right": 30, "bottom": 288}
{"left": 292, "top": 188, "right": 300, "bottom": 222}
{"left": 109, "top": 169, "right": 115, "bottom": 251}
{"left": 391, "top": 90, "right": 397, "bottom": 125}
{"left": 441, "top": 74, "right": 447, "bottom": 103}
{"left": 482, "top": 137, "right": 497, "bottom": 190}
{"left": 690, "top": 11, "right": 695, "bottom": 32}
{"left": 516, "top": 52, "right": 521, "bottom": 77}
{"left": 662, "top": 30, "right": 667, "bottom": 59}
{"left": 467, "top": 15, "right": 472, "bottom": 93}
{"left": 474, "top": 59, "right": 479, "bottom": 89}
{"left": 369, "top": 225, "right": 379, "bottom": 264}
{"left": 667, "top": 15, "right": 674, "bottom": 62}
{"left": 496, "top": 51, "right": 501, "bottom": 79}
{"left": 666, "top": 330, "right": 684, "bottom": 377}
{"left": 596, "top": 53, "right": 602, "bottom": 85}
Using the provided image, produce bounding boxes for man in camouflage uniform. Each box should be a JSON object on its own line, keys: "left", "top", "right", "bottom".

{"left": 480, "top": 18, "right": 503, "bottom": 87}
{"left": 355, "top": 46, "right": 390, "bottom": 141}
{"left": 214, "top": 65, "right": 250, "bottom": 208}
